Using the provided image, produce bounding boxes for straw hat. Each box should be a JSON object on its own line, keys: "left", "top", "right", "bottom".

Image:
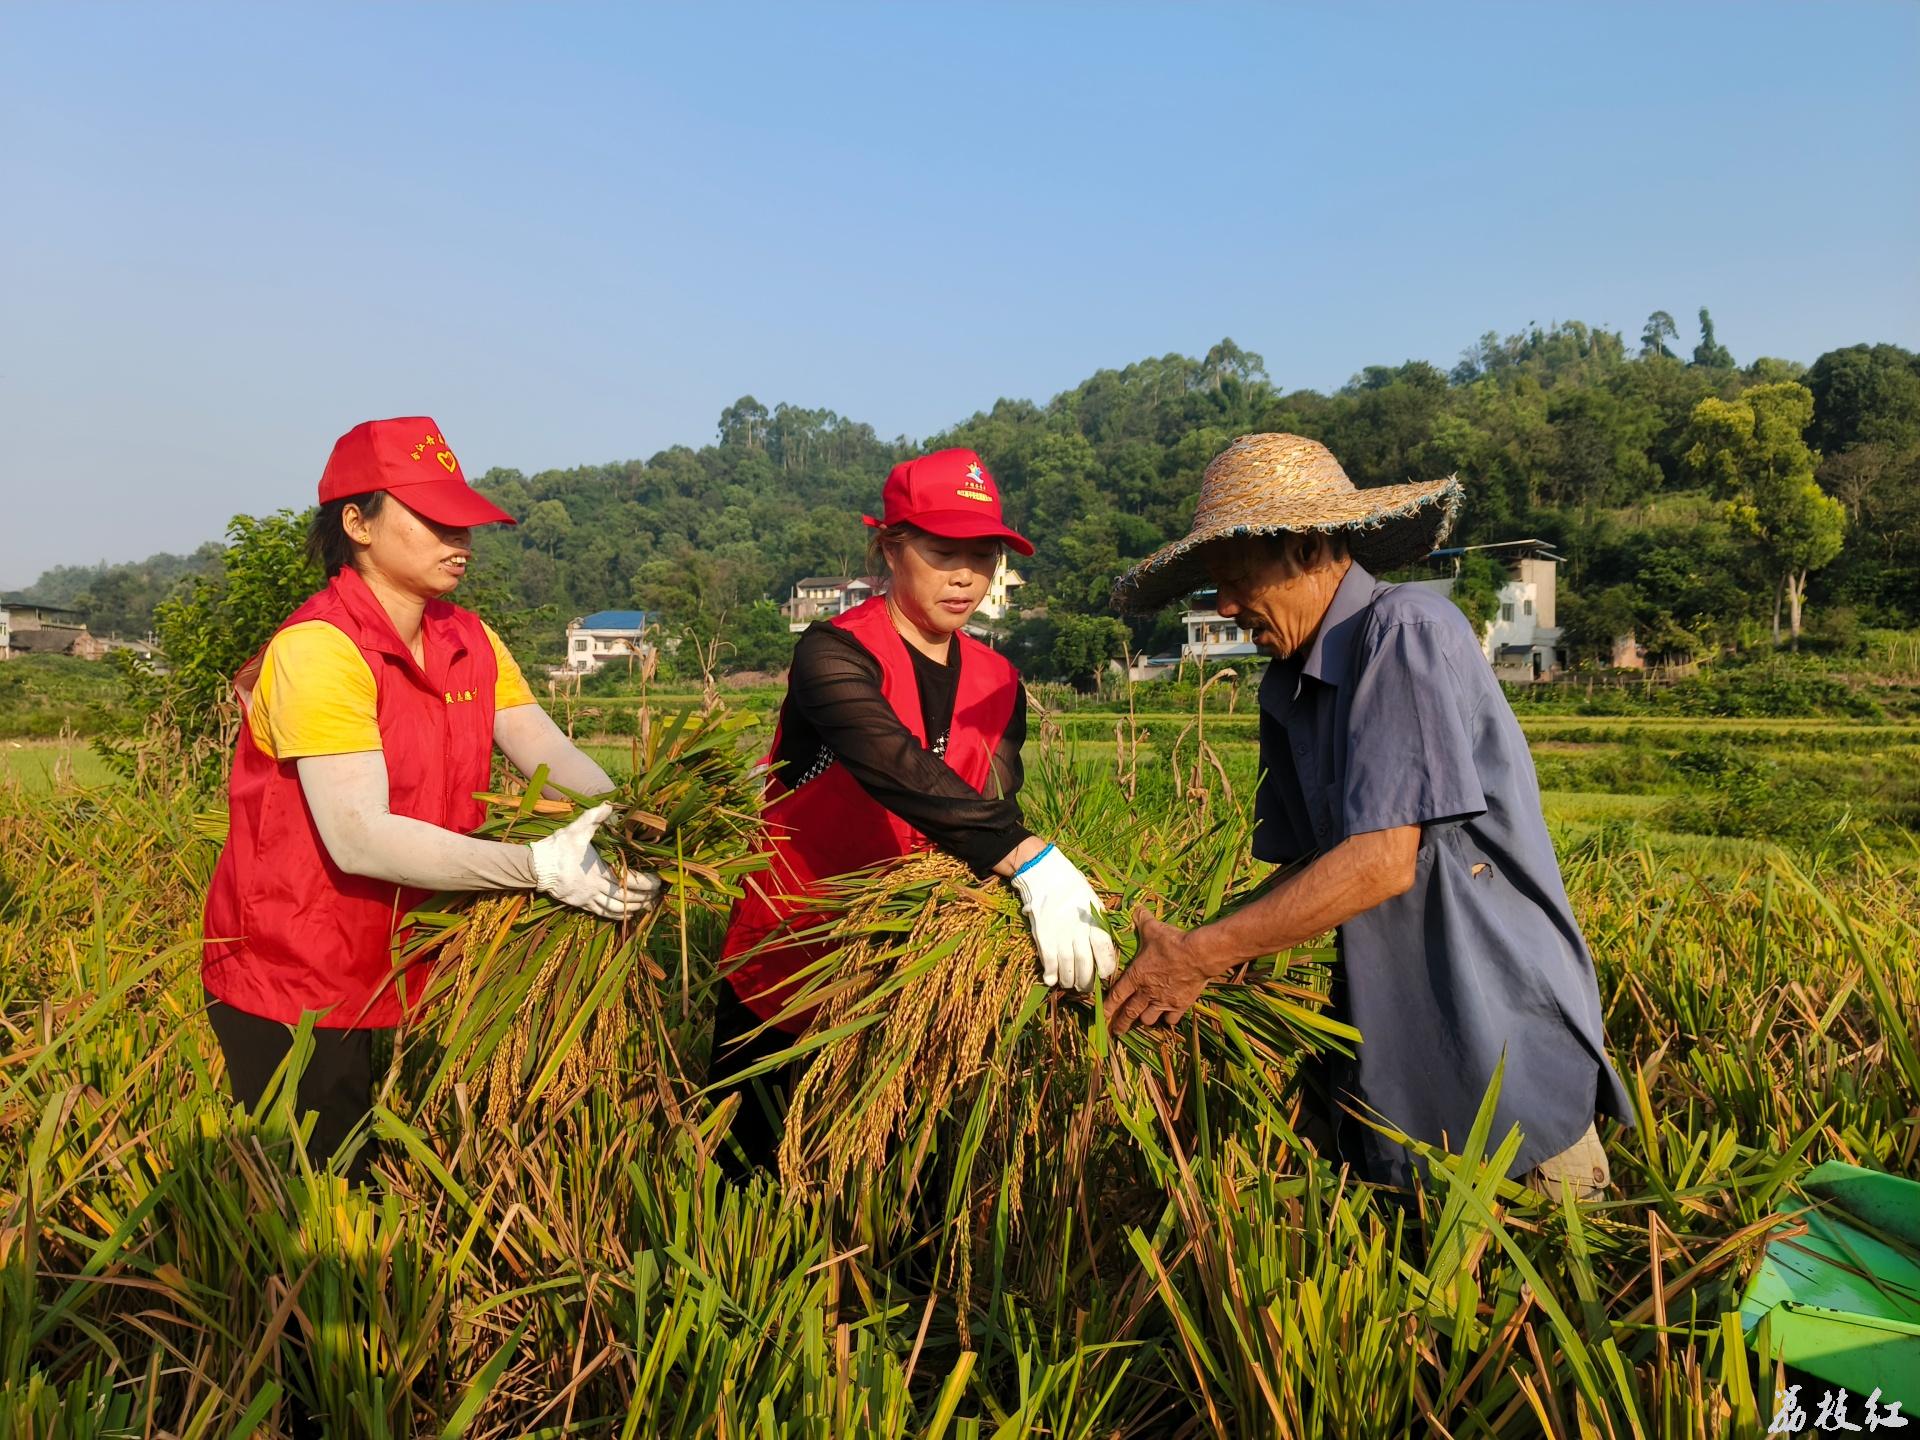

{"left": 1111, "top": 433, "right": 1462, "bottom": 612}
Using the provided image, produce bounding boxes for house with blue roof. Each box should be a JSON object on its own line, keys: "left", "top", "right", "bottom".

{"left": 563, "top": 609, "right": 660, "bottom": 675}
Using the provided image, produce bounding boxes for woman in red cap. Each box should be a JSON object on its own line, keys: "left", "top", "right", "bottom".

{"left": 713, "top": 447, "right": 1115, "bottom": 1172}
{"left": 202, "top": 417, "right": 658, "bottom": 1180}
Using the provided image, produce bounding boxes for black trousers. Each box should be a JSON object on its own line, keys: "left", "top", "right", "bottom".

{"left": 709, "top": 983, "right": 803, "bottom": 1179}
{"left": 205, "top": 994, "right": 377, "bottom": 1184}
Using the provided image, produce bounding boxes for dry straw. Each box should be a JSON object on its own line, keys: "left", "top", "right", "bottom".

{"left": 1112, "top": 432, "right": 1463, "bottom": 612}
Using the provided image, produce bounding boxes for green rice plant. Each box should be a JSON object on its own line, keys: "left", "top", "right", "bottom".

{"left": 1128, "top": 1139, "right": 1427, "bottom": 1438}
{"left": 2, "top": 700, "right": 1916, "bottom": 1434}
{"left": 0, "top": 1361, "right": 152, "bottom": 1439}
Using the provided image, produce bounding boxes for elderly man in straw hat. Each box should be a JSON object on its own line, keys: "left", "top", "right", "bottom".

{"left": 1105, "top": 434, "right": 1631, "bottom": 1197}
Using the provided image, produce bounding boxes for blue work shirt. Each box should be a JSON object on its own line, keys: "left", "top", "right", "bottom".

{"left": 1255, "top": 561, "right": 1631, "bottom": 1188}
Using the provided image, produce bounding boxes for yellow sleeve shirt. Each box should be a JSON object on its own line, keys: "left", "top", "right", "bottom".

{"left": 484, "top": 623, "right": 536, "bottom": 712}
{"left": 247, "top": 620, "right": 535, "bottom": 761}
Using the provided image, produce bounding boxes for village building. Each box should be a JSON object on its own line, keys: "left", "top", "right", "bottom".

{"left": 1125, "top": 538, "right": 1565, "bottom": 683}
{"left": 1180, "top": 594, "right": 1260, "bottom": 662}
{"left": 1126, "top": 651, "right": 1184, "bottom": 681}
{"left": 1609, "top": 632, "right": 1647, "bottom": 670}
{"left": 1408, "top": 538, "right": 1564, "bottom": 681}
{"left": 561, "top": 609, "right": 659, "bottom": 675}
{"left": 0, "top": 601, "right": 155, "bottom": 663}
{"left": 977, "top": 563, "right": 1025, "bottom": 622}
{"left": 782, "top": 576, "right": 877, "bottom": 632}
{"left": 1, "top": 601, "right": 87, "bottom": 660}
{"left": 781, "top": 562, "right": 1026, "bottom": 634}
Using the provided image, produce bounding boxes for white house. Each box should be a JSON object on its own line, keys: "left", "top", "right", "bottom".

{"left": 1180, "top": 593, "right": 1260, "bottom": 660}
{"left": 0, "top": 606, "right": 10, "bottom": 661}
{"left": 1137, "top": 539, "right": 1562, "bottom": 681}
{"left": 783, "top": 576, "right": 880, "bottom": 632}
{"left": 784, "top": 576, "right": 850, "bottom": 631}
{"left": 1410, "top": 539, "right": 1564, "bottom": 681}
{"left": 782, "top": 562, "right": 1025, "bottom": 634}
{"left": 976, "top": 562, "right": 1025, "bottom": 622}
{"left": 562, "top": 610, "right": 658, "bottom": 675}
{"left": 1128, "top": 652, "right": 1184, "bottom": 682}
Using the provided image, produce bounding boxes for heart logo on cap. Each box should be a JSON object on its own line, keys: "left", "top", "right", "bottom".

{"left": 437, "top": 450, "right": 458, "bottom": 473}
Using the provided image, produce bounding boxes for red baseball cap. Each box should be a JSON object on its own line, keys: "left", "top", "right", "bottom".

{"left": 863, "top": 448, "right": 1033, "bottom": 556}
{"left": 317, "top": 417, "right": 517, "bottom": 527}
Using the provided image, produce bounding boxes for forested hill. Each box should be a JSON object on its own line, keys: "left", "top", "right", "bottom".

{"left": 17, "top": 318, "right": 1920, "bottom": 672}
{"left": 6, "top": 547, "right": 221, "bottom": 640}
{"left": 460, "top": 319, "right": 1920, "bottom": 666}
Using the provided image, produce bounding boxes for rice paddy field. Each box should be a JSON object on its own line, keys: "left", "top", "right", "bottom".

{"left": 2, "top": 692, "right": 1917, "bottom": 1436}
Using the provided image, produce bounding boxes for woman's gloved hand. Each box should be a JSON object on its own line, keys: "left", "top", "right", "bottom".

{"left": 1010, "top": 843, "right": 1118, "bottom": 992}
{"left": 528, "top": 804, "right": 663, "bottom": 919}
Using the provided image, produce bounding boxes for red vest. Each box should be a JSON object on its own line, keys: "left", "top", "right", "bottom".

{"left": 202, "top": 567, "right": 501, "bottom": 1028}
{"left": 721, "top": 597, "right": 1020, "bottom": 1033}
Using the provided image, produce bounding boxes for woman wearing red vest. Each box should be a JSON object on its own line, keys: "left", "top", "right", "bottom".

{"left": 714, "top": 447, "right": 1116, "bottom": 1170}
{"left": 203, "top": 417, "right": 659, "bottom": 1180}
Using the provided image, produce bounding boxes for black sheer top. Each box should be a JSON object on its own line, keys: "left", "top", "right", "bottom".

{"left": 772, "top": 623, "right": 1031, "bottom": 875}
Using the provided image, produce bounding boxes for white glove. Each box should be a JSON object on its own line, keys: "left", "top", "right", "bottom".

{"left": 528, "top": 804, "right": 663, "bottom": 919}
{"left": 1010, "top": 844, "right": 1118, "bottom": 992}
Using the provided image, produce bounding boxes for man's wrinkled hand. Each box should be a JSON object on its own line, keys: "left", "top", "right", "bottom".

{"left": 1103, "top": 906, "right": 1227, "bottom": 1036}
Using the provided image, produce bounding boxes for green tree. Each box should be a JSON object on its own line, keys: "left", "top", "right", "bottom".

{"left": 1020, "top": 432, "right": 1100, "bottom": 591}
{"left": 1684, "top": 383, "right": 1844, "bottom": 645}
{"left": 474, "top": 467, "right": 531, "bottom": 519}
{"left": 120, "top": 510, "right": 322, "bottom": 772}
{"left": 1640, "top": 311, "right": 1679, "bottom": 361}
{"left": 1690, "top": 307, "right": 1734, "bottom": 369}
{"left": 1544, "top": 387, "right": 1657, "bottom": 517}
{"left": 723, "top": 599, "right": 797, "bottom": 673}
{"left": 1803, "top": 343, "right": 1920, "bottom": 454}
{"left": 1819, "top": 441, "right": 1920, "bottom": 621}
{"left": 1195, "top": 338, "right": 1268, "bottom": 392}
{"left": 1049, "top": 613, "right": 1130, "bottom": 690}
{"left": 1324, "top": 361, "right": 1449, "bottom": 489}
{"left": 1443, "top": 551, "right": 1507, "bottom": 636}
{"left": 1559, "top": 584, "right": 1642, "bottom": 668}
{"left": 1742, "top": 357, "right": 1803, "bottom": 386}
{"left": 15, "top": 545, "right": 221, "bottom": 638}
{"left": 1623, "top": 521, "right": 1756, "bottom": 651}
{"left": 1003, "top": 614, "right": 1060, "bottom": 679}
{"left": 523, "top": 499, "right": 574, "bottom": 556}
{"left": 43, "top": 325, "right": 1920, "bottom": 695}
{"left": 718, "top": 395, "right": 770, "bottom": 450}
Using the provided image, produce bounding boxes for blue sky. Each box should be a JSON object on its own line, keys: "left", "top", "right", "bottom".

{"left": 2, "top": 1, "right": 1915, "bottom": 588}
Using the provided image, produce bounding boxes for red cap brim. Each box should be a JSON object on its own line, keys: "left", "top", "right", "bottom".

{"left": 862, "top": 510, "right": 1033, "bottom": 556}
{"left": 386, "top": 478, "right": 517, "bottom": 527}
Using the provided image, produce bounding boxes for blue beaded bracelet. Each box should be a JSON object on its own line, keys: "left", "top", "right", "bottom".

{"left": 1012, "top": 842, "right": 1055, "bottom": 879}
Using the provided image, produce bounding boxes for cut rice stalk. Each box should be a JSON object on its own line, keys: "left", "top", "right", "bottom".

{"left": 398, "top": 704, "right": 766, "bottom": 1128}
{"left": 762, "top": 851, "right": 1353, "bottom": 1238}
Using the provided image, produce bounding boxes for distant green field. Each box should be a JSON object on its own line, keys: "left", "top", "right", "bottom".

{"left": 0, "top": 654, "right": 133, "bottom": 738}
{"left": 16, "top": 714, "right": 1908, "bottom": 861}
{"left": 0, "top": 741, "right": 113, "bottom": 791}
{"left": 581, "top": 707, "right": 1912, "bottom": 860}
